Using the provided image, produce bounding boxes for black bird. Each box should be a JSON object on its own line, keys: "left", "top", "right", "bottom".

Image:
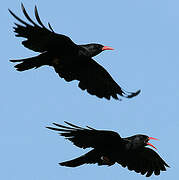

{"left": 47, "top": 122, "right": 169, "bottom": 177}
{"left": 9, "top": 4, "right": 140, "bottom": 100}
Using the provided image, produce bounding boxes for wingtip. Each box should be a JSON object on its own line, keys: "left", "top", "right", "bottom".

{"left": 134, "top": 89, "right": 141, "bottom": 96}
{"left": 136, "top": 89, "right": 141, "bottom": 94}
{"left": 46, "top": 126, "right": 61, "bottom": 131}
{"left": 64, "top": 121, "right": 74, "bottom": 126}
{"left": 8, "top": 8, "right": 14, "bottom": 15}
{"left": 165, "top": 163, "right": 170, "bottom": 168}
{"left": 127, "top": 89, "right": 141, "bottom": 98}
{"left": 64, "top": 120, "right": 69, "bottom": 124}
{"left": 21, "top": 2, "right": 25, "bottom": 10}
{"left": 46, "top": 126, "right": 52, "bottom": 130}
{"left": 34, "top": 5, "right": 38, "bottom": 14}
{"left": 52, "top": 122, "right": 59, "bottom": 126}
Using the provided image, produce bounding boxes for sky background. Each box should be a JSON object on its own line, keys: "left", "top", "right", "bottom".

{"left": 1, "top": 0, "right": 178, "bottom": 179}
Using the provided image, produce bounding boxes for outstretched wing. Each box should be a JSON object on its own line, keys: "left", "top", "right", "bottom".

{"left": 76, "top": 58, "right": 140, "bottom": 99}
{"left": 46, "top": 121, "right": 121, "bottom": 149}
{"left": 117, "top": 147, "right": 169, "bottom": 177}
{"left": 53, "top": 56, "right": 141, "bottom": 99}
{"left": 9, "top": 3, "right": 77, "bottom": 53}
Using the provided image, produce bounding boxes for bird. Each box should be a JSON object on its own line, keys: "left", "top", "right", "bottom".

{"left": 46, "top": 121, "right": 169, "bottom": 177}
{"left": 9, "top": 4, "right": 140, "bottom": 100}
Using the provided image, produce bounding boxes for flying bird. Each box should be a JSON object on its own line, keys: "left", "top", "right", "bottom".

{"left": 9, "top": 4, "right": 140, "bottom": 100}
{"left": 47, "top": 121, "right": 169, "bottom": 177}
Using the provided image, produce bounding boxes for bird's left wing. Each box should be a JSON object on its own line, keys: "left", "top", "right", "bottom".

{"left": 46, "top": 121, "right": 121, "bottom": 149}
{"left": 9, "top": 4, "right": 77, "bottom": 53}
{"left": 117, "top": 147, "right": 169, "bottom": 177}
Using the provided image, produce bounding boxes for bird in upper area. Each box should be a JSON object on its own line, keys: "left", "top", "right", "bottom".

{"left": 47, "top": 121, "right": 169, "bottom": 177}
{"left": 9, "top": 4, "right": 140, "bottom": 100}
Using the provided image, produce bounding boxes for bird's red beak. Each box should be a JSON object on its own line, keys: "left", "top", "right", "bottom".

{"left": 147, "top": 137, "right": 159, "bottom": 150}
{"left": 102, "top": 46, "right": 114, "bottom": 51}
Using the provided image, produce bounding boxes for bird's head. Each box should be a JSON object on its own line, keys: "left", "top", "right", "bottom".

{"left": 125, "top": 134, "right": 159, "bottom": 150}
{"left": 80, "top": 43, "right": 114, "bottom": 57}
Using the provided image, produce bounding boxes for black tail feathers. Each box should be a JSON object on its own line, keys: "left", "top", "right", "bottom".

{"left": 59, "top": 150, "right": 100, "bottom": 167}
{"left": 59, "top": 156, "right": 88, "bottom": 167}
{"left": 10, "top": 53, "right": 49, "bottom": 71}
{"left": 59, "top": 149, "right": 115, "bottom": 167}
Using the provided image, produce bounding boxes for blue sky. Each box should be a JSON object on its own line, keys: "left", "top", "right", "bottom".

{"left": 1, "top": 0, "right": 178, "bottom": 179}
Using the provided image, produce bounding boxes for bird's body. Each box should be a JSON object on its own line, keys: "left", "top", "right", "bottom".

{"left": 9, "top": 4, "right": 140, "bottom": 100}
{"left": 47, "top": 122, "right": 169, "bottom": 177}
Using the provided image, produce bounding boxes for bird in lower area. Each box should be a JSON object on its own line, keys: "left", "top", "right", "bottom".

{"left": 9, "top": 4, "right": 140, "bottom": 100}
{"left": 47, "top": 121, "right": 169, "bottom": 177}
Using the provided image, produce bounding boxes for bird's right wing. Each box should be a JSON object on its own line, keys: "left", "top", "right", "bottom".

{"left": 117, "top": 147, "right": 169, "bottom": 177}
{"left": 9, "top": 4, "right": 77, "bottom": 53}
{"left": 52, "top": 56, "right": 140, "bottom": 100}
{"left": 76, "top": 58, "right": 140, "bottom": 99}
{"left": 46, "top": 121, "right": 121, "bottom": 149}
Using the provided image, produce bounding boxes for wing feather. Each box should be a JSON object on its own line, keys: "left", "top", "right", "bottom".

{"left": 53, "top": 56, "right": 140, "bottom": 100}
{"left": 117, "top": 147, "right": 169, "bottom": 177}
{"left": 47, "top": 121, "right": 121, "bottom": 149}
{"left": 9, "top": 4, "right": 77, "bottom": 52}
{"left": 21, "top": 3, "right": 38, "bottom": 26}
{"left": 34, "top": 6, "right": 46, "bottom": 28}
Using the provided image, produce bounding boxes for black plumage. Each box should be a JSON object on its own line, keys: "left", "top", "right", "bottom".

{"left": 47, "top": 121, "right": 169, "bottom": 177}
{"left": 9, "top": 4, "right": 140, "bottom": 100}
